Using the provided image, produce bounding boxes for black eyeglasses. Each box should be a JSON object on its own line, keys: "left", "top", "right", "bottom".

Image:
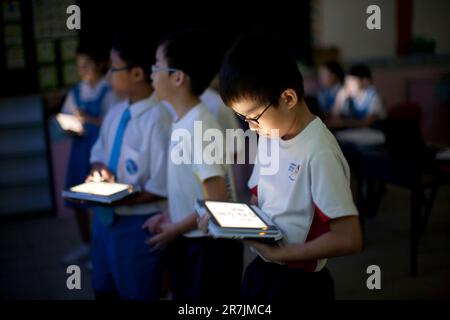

{"left": 234, "top": 103, "right": 272, "bottom": 125}
{"left": 109, "top": 66, "right": 131, "bottom": 73}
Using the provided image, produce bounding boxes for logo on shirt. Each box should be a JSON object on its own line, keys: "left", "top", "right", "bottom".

{"left": 288, "top": 162, "right": 301, "bottom": 181}
{"left": 126, "top": 159, "right": 138, "bottom": 175}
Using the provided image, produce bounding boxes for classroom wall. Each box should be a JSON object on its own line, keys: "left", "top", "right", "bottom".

{"left": 315, "top": 0, "right": 450, "bottom": 61}
{"left": 317, "top": 0, "right": 396, "bottom": 61}
{"left": 412, "top": 0, "right": 450, "bottom": 54}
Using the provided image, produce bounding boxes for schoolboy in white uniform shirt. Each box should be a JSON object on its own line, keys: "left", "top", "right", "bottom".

{"left": 218, "top": 34, "right": 363, "bottom": 301}
{"left": 87, "top": 33, "right": 172, "bottom": 300}
{"left": 248, "top": 117, "right": 357, "bottom": 271}
{"left": 90, "top": 93, "right": 170, "bottom": 215}
{"left": 145, "top": 29, "right": 243, "bottom": 301}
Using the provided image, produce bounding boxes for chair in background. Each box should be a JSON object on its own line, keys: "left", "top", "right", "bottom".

{"left": 355, "top": 101, "right": 447, "bottom": 276}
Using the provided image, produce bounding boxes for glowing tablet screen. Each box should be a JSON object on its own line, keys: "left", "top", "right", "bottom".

{"left": 205, "top": 201, "right": 268, "bottom": 229}
{"left": 56, "top": 113, "right": 84, "bottom": 134}
{"left": 70, "top": 182, "right": 130, "bottom": 196}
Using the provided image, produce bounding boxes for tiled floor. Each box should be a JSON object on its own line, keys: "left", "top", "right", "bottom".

{"left": 1, "top": 185, "right": 449, "bottom": 300}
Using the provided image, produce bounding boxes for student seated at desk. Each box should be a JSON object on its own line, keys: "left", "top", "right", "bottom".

{"left": 328, "top": 64, "right": 385, "bottom": 129}
{"left": 317, "top": 61, "right": 345, "bottom": 117}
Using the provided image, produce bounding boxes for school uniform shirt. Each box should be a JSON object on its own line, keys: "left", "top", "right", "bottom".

{"left": 167, "top": 103, "right": 227, "bottom": 237}
{"left": 200, "top": 88, "right": 244, "bottom": 155}
{"left": 62, "top": 77, "right": 119, "bottom": 117}
{"left": 317, "top": 84, "right": 341, "bottom": 114}
{"left": 248, "top": 117, "right": 358, "bottom": 272}
{"left": 341, "top": 85, "right": 385, "bottom": 120}
{"left": 90, "top": 93, "right": 172, "bottom": 215}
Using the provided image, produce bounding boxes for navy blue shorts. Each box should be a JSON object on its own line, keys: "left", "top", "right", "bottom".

{"left": 170, "top": 236, "right": 243, "bottom": 301}
{"left": 241, "top": 257, "right": 335, "bottom": 301}
{"left": 91, "top": 213, "right": 162, "bottom": 300}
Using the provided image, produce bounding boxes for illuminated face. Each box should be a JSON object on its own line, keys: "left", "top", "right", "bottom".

{"left": 230, "top": 96, "right": 293, "bottom": 139}
{"left": 76, "top": 54, "right": 100, "bottom": 84}
{"left": 318, "top": 66, "right": 336, "bottom": 88}
{"left": 345, "top": 75, "right": 363, "bottom": 97}
{"left": 108, "top": 49, "right": 132, "bottom": 97}
{"left": 151, "top": 44, "right": 177, "bottom": 102}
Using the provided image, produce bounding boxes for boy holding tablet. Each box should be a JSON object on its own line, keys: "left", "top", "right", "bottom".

{"left": 145, "top": 29, "right": 243, "bottom": 300}
{"left": 87, "top": 32, "right": 172, "bottom": 300}
{"left": 217, "top": 34, "right": 363, "bottom": 301}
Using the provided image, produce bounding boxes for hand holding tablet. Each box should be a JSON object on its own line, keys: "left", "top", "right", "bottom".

{"left": 195, "top": 200, "right": 283, "bottom": 242}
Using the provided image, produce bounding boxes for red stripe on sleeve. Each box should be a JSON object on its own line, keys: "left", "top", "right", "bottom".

{"left": 286, "top": 203, "right": 331, "bottom": 271}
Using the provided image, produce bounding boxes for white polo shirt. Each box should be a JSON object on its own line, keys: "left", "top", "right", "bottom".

{"left": 340, "top": 85, "right": 385, "bottom": 119}
{"left": 167, "top": 103, "right": 227, "bottom": 237}
{"left": 90, "top": 93, "right": 172, "bottom": 215}
{"left": 249, "top": 117, "right": 358, "bottom": 271}
{"left": 165, "top": 88, "right": 244, "bottom": 157}
{"left": 200, "top": 88, "right": 244, "bottom": 154}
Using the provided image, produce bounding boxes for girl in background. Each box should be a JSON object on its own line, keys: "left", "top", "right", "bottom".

{"left": 61, "top": 40, "right": 119, "bottom": 266}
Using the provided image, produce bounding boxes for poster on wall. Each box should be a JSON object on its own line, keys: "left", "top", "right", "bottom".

{"left": 38, "top": 66, "right": 58, "bottom": 89}
{"left": 2, "top": 0, "right": 21, "bottom": 22}
{"left": 4, "top": 24, "right": 23, "bottom": 46}
{"left": 6, "top": 46, "right": 25, "bottom": 69}
{"left": 36, "top": 40, "right": 56, "bottom": 64}
{"left": 61, "top": 37, "right": 78, "bottom": 61}
{"left": 63, "top": 62, "right": 79, "bottom": 86}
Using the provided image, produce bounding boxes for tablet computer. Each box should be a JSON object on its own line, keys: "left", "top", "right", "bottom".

{"left": 62, "top": 181, "right": 135, "bottom": 204}
{"left": 196, "top": 200, "right": 283, "bottom": 242}
{"left": 55, "top": 113, "right": 85, "bottom": 136}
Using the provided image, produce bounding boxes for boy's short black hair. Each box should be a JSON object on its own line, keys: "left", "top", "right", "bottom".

{"left": 76, "top": 35, "right": 109, "bottom": 66}
{"left": 324, "top": 60, "right": 345, "bottom": 83}
{"left": 159, "top": 29, "right": 221, "bottom": 96}
{"left": 219, "top": 33, "right": 304, "bottom": 108}
{"left": 111, "top": 32, "right": 155, "bottom": 82}
{"left": 348, "top": 64, "right": 372, "bottom": 81}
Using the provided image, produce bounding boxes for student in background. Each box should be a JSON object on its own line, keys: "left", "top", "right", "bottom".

{"left": 61, "top": 40, "right": 118, "bottom": 266}
{"left": 144, "top": 29, "right": 243, "bottom": 301}
{"left": 328, "top": 64, "right": 385, "bottom": 128}
{"left": 317, "top": 61, "right": 345, "bottom": 117}
{"left": 217, "top": 34, "right": 363, "bottom": 301}
{"left": 162, "top": 78, "right": 245, "bottom": 200}
{"left": 200, "top": 78, "right": 245, "bottom": 200}
{"left": 201, "top": 78, "right": 242, "bottom": 140}
{"left": 87, "top": 32, "right": 172, "bottom": 300}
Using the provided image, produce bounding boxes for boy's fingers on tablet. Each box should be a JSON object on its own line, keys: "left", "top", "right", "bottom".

{"left": 197, "top": 214, "right": 209, "bottom": 232}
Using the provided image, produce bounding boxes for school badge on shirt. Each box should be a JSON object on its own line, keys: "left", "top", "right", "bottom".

{"left": 288, "top": 162, "right": 301, "bottom": 181}
{"left": 126, "top": 159, "right": 138, "bottom": 175}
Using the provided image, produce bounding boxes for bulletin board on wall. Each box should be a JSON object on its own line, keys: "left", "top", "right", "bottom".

{"left": 33, "top": 0, "right": 79, "bottom": 93}
{"left": 0, "top": 0, "right": 36, "bottom": 97}
{"left": 0, "top": 0, "right": 79, "bottom": 98}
